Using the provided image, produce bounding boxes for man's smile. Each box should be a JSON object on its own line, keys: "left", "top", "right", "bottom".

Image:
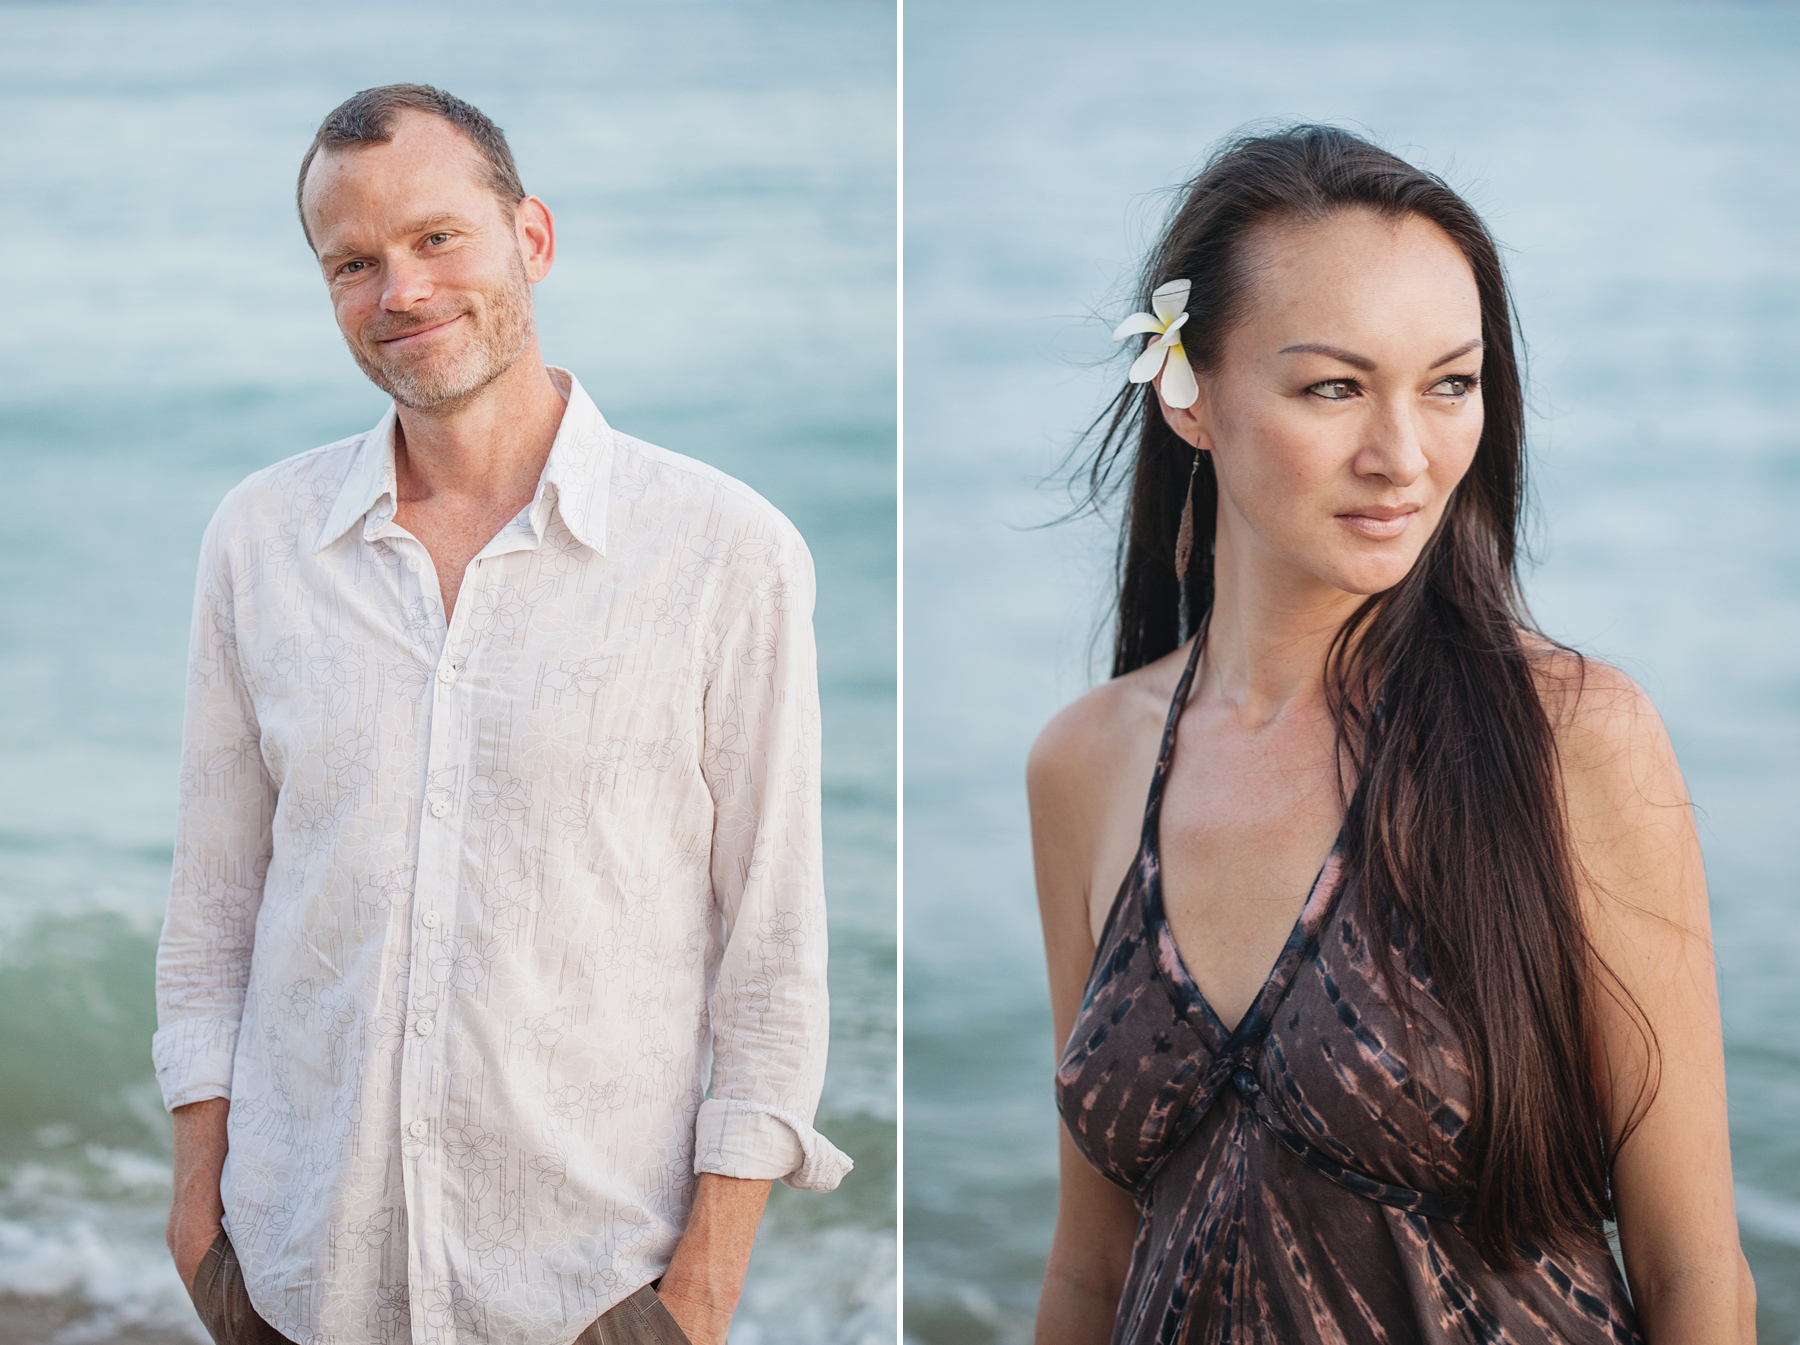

{"left": 375, "top": 312, "right": 466, "bottom": 348}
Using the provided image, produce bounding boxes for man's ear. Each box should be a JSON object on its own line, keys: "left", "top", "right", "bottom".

{"left": 516, "top": 196, "right": 556, "bottom": 282}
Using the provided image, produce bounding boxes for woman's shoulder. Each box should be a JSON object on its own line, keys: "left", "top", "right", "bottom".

{"left": 1028, "top": 644, "right": 1193, "bottom": 932}
{"left": 1521, "top": 638, "right": 1674, "bottom": 782}
{"left": 1027, "top": 641, "right": 1192, "bottom": 805}
{"left": 1522, "top": 637, "right": 1694, "bottom": 897}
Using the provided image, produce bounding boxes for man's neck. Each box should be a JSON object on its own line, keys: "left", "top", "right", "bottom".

{"left": 391, "top": 342, "right": 569, "bottom": 509}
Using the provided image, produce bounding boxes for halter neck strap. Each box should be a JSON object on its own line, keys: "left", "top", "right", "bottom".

{"left": 1135, "top": 629, "right": 1207, "bottom": 851}
{"left": 1154, "top": 630, "right": 1207, "bottom": 777}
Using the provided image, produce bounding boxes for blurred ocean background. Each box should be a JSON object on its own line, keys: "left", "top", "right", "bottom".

{"left": 905, "top": 1, "right": 1800, "bottom": 1340}
{"left": 0, "top": 2, "right": 894, "bottom": 1342}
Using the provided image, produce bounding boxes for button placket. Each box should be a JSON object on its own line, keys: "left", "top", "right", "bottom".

{"left": 401, "top": 555, "right": 481, "bottom": 1242}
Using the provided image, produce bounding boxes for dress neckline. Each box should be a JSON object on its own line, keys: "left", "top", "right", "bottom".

{"left": 1135, "top": 632, "right": 1347, "bottom": 1052}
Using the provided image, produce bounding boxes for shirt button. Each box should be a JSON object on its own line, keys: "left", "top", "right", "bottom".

{"left": 407, "top": 557, "right": 421, "bottom": 573}
{"left": 408, "top": 1120, "right": 430, "bottom": 1139}
{"left": 437, "top": 665, "right": 457, "bottom": 685}
{"left": 414, "top": 1017, "right": 435, "bottom": 1037}
{"left": 421, "top": 911, "right": 441, "bottom": 929}
{"left": 430, "top": 800, "right": 449, "bottom": 819}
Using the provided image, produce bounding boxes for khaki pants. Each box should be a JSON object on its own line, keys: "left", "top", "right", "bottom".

{"left": 193, "top": 1231, "right": 692, "bottom": 1345}
{"left": 570, "top": 1283, "right": 693, "bottom": 1345}
{"left": 190, "top": 1233, "right": 294, "bottom": 1345}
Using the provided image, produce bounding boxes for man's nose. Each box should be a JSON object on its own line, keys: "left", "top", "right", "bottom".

{"left": 380, "top": 254, "right": 433, "bottom": 312}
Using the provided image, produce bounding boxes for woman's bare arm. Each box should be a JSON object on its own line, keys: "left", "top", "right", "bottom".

{"left": 1038, "top": 1132, "right": 1140, "bottom": 1341}
{"left": 1552, "top": 660, "right": 1754, "bottom": 1343}
{"left": 1027, "top": 686, "right": 1152, "bottom": 1344}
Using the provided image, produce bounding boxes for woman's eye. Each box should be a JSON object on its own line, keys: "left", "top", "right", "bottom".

{"left": 1308, "top": 379, "right": 1358, "bottom": 401}
{"left": 1430, "top": 375, "right": 1479, "bottom": 397}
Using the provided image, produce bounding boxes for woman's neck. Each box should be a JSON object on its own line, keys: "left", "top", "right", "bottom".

{"left": 1197, "top": 527, "right": 1366, "bottom": 729}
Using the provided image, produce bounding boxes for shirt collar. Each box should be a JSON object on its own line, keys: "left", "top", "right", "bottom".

{"left": 313, "top": 402, "right": 399, "bottom": 553}
{"left": 313, "top": 368, "right": 614, "bottom": 556}
{"left": 534, "top": 368, "right": 612, "bottom": 556}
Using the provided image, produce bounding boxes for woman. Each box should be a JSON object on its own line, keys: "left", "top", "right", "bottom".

{"left": 1028, "top": 127, "right": 1754, "bottom": 1343}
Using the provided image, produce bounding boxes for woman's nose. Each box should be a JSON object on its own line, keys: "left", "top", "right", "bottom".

{"left": 1356, "top": 399, "right": 1430, "bottom": 487}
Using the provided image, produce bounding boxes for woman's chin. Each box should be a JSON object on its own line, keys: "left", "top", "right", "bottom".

{"left": 1312, "top": 554, "right": 1423, "bottom": 599}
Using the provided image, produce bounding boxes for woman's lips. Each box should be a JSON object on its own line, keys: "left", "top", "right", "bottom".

{"left": 1336, "top": 507, "right": 1420, "bottom": 540}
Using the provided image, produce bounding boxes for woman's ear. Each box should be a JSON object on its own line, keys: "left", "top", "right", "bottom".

{"left": 1155, "top": 369, "right": 1211, "bottom": 451}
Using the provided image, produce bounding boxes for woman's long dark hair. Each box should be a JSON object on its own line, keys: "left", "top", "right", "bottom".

{"left": 1080, "top": 125, "right": 1653, "bottom": 1264}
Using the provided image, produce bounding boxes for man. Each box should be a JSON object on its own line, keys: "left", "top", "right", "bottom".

{"left": 153, "top": 84, "right": 848, "bottom": 1345}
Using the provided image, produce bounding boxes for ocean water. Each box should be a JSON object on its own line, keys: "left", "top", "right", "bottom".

{"left": 0, "top": 3, "right": 895, "bottom": 1342}
{"left": 904, "top": 2, "right": 1800, "bottom": 1340}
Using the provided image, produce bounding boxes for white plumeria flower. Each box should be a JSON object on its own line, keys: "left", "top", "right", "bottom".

{"left": 1111, "top": 278, "right": 1200, "bottom": 409}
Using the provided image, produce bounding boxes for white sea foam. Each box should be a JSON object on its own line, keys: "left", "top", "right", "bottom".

{"left": 0, "top": 1186, "right": 206, "bottom": 1342}
{"left": 0, "top": 1157, "right": 891, "bottom": 1344}
{"left": 736, "top": 1224, "right": 896, "bottom": 1345}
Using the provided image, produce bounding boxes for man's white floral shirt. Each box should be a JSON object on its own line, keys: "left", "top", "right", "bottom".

{"left": 153, "top": 371, "right": 848, "bottom": 1345}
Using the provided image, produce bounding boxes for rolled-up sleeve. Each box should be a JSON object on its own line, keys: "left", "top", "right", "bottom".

{"left": 694, "top": 527, "right": 852, "bottom": 1192}
{"left": 152, "top": 503, "right": 276, "bottom": 1112}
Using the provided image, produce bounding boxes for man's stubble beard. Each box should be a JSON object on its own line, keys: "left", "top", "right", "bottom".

{"left": 348, "top": 249, "right": 536, "bottom": 413}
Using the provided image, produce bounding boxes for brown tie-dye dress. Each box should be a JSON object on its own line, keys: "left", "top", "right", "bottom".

{"left": 1055, "top": 637, "right": 1644, "bottom": 1344}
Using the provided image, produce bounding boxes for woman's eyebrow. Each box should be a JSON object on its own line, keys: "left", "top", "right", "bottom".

{"left": 1429, "top": 338, "right": 1485, "bottom": 368}
{"left": 1275, "top": 338, "right": 1485, "bottom": 372}
{"left": 1277, "top": 343, "right": 1375, "bottom": 371}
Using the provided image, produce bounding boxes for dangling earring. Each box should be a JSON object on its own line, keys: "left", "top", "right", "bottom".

{"left": 1174, "top": 449, "right": 1200, "bottom": 581}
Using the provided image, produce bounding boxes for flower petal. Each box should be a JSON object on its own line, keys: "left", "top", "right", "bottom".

{"left": 1160, "top": 344, "right": 1200, "bottom": 408}
{"left": 1128, "top": 343, "right": 1170, "bottom": 384}
{"left": 1152, "top": 312, "right": 1188, "bottom": 346}
{"left": 1151, "top": 279, "right": 1191, "bottom": 325}
{"left": 1111, "top": 311, "right": 1166, "bottom": 341}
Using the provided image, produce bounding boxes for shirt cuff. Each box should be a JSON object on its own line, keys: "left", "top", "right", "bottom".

{"left": 693, "top": 1098, "right": 854, "bottom": 1192}
{"left": 151, "top": 1017, "right": 240, "bottom": 1112}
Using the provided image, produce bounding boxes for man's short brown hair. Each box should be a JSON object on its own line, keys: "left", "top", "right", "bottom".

{"left": 297, "top": 83, "right": 526, "bottom": 251}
